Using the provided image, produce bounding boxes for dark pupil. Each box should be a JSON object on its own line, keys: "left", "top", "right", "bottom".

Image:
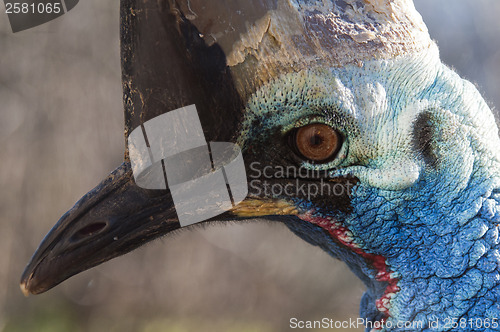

{"left": 309, "top": 133, "right": 323, "bottom": 146}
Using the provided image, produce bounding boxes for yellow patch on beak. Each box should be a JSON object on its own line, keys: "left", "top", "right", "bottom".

{"left": 230, "top": 198, "right": 298, "bottom": 217}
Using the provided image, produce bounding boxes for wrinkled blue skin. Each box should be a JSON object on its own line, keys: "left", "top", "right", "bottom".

{"left": 239, "top": 45, "right": 500, "bottom": 331}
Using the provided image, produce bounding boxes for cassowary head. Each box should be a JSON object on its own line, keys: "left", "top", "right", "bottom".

{"left": 21, "top": 0, "right": 500, "bottom": 329}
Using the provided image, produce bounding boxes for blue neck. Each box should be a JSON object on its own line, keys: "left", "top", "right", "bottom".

{"left": 285, "top": 167, "right": 500, "bottom": 331}
{"left": 344, "top": 173, "right": 500, "bottom": 330}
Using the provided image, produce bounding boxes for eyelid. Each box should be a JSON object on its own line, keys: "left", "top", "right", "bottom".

{"left": 280, "top": 115, "right": 332, "bottom": 135}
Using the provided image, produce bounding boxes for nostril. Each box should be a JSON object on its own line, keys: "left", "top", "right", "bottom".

{"left": 74, "top": 222, "right": 107, "bottom": 239}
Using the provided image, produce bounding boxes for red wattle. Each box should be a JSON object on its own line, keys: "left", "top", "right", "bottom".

{"left": 298, "top": 212, "right": 400, "bottom": 325}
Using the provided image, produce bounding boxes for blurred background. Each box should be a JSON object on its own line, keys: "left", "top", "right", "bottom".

{"left": 1, "top": 1, "right": 500, "bottom": 331}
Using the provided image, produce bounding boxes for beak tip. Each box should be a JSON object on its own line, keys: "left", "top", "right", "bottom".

{"left": 20, "top": 269, "right": 34, "bottom": 297}
{"left": 20, "top": 281, "right": 31, "bottom": 297}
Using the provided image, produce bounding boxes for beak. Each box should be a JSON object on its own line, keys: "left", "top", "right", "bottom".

{"left": 20, "top": 161, "right": 299, "bottom": 295}
{"left": 20, "top": 162, "right": 179, "bottom": 295}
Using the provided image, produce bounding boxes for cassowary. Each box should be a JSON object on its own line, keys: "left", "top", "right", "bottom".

{"left": 20, "top": 0, "right": 500, "bottom": 330}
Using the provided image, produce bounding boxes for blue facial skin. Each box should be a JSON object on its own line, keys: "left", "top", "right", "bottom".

{"left": 239, "top": 45, "right": 500, "bottom": 331}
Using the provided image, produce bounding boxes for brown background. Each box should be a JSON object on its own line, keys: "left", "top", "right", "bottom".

{"left": 1, "top": 1, "right": 500, "bottom": 331}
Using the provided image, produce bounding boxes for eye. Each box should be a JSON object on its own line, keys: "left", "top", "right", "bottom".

{"left": 289, "top": 123, "right": 342, "bottom": 162}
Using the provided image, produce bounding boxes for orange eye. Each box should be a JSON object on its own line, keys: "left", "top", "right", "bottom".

{"left": 291, "top": 124, "right": 341, "bottom": 162}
